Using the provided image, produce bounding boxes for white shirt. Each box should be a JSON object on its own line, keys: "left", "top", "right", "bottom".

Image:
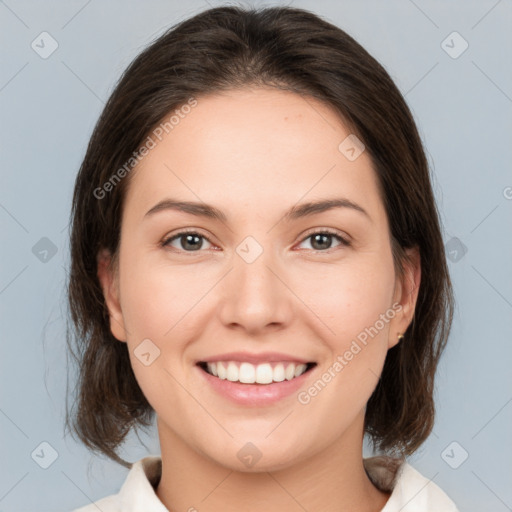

{"left": 72, "top": 455, "right": 459, "bottom": 511}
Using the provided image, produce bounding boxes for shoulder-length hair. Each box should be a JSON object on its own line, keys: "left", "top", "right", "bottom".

{"left": 65, "top": 5, "right": 454, "bottom": 468}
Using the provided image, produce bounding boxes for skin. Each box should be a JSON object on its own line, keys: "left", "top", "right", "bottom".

{"left": 97, "top": 87, "right": 420, "bottom": 512}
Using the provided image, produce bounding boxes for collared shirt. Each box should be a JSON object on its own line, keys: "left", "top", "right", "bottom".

{"left": 72, "top": 455, "right": 459, "bottom": 511}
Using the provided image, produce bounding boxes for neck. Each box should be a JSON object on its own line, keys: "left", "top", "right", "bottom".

{"left": 155, "top": 411, "right": 390, "bottom": 512}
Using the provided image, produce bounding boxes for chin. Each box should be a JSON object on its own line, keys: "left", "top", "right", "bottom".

{"left": 206, "top": 437, "right": 307, "bottom": 473}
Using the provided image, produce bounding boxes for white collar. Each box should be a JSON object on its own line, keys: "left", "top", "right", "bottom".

{"left": 74, "top": 455, "right": 459, "bottom": 511}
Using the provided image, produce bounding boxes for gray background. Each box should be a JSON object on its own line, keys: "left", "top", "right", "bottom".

{"left": 1, "top": 0, "right": 511, "bottom": 510}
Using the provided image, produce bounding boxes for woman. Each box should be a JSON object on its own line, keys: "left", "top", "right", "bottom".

{"left": 66, "top": 5, "right": 458, "bottom": 511}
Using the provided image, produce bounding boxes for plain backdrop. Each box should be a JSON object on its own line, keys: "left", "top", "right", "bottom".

{"left": 1, "top": 1, "right": 511, "bottom": 511}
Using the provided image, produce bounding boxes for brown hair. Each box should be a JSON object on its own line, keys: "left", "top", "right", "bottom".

{"left": 65, "top": 4, "right": 454, "bottom": 469}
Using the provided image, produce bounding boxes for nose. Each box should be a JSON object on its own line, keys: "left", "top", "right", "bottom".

{"left": 217, "top": 243, "right": 294, "bottom": 334}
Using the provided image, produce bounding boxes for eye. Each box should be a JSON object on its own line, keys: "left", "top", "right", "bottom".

{"left": 296, "top": 229, "right": 351, "bottom": 252}
{"left": 161, "top": 228, "right": 351, "bottom": 254}
{"left": 161, "top": 230, "right": 214, "bottom": 252}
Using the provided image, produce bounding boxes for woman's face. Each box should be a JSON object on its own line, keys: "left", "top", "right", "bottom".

{"left": 98, "top": 87, "right": 419, "bottom": 471}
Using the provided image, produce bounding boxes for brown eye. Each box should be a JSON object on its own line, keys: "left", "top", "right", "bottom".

{"left": 162, "top": 231, "right": 213, "bottom": 252}
{"left": 297, "top": 230, "right": 350, "bottom": 252}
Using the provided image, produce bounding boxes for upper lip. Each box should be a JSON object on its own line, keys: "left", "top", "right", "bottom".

{"left": 197, "top": 352, "right": 315, "bottom": 365}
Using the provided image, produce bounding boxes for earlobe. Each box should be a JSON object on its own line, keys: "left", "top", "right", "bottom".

{"left": 389, "top": 246, "right": 421, "bottom": 349}
{"left": 96, "top": 248, "right": 127, "bottom": 342}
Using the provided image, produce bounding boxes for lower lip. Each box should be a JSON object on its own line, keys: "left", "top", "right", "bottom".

{"left": 196, "top": 364, "right": 316, "bottom": 406}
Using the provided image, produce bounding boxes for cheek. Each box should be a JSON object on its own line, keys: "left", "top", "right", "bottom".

{"left": 118, "top": 255, "right": 204, "bottom": 411}
{"left": 293, "top": 256, "right": 395, "bottom": 344}
{"left": 294, "top": 265, "right": 394, "bottom": 433}
{"left": 119, "top": 252, "right": 214, "bottom": 340}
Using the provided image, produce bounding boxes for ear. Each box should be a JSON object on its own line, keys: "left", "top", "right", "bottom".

{"left": 97, "top": 248, "right": 127, "bottom": 342}
{"left": 388, "top": 245, "right": 421, "bottom": 349}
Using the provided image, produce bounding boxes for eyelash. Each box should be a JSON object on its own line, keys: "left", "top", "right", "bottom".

{"left": 160, "top": 228, "right": 351, "bottom": 254}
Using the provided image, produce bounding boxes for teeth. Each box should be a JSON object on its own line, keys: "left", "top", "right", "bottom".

{"left": 240, "top": 362, "right": 256, "bottom": 383}
{"left": 226, "top": 362, "right": 239, "bottom": 382}
{"left": 207, "top": 362, "right": 218, "bottom": 377}
{"left": 204, "top": 361, "right": 309, "bottom": 384}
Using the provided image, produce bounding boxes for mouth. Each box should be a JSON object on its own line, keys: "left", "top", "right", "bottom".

{"left": 196, "top": 360, "right": 317, "bottom": 385}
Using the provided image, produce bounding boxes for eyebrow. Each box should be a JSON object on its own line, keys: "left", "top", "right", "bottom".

{"left": 144, "top": 197, "right": 371, "bottom": 223}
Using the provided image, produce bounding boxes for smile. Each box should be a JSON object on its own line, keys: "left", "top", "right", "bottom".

{"left": 197, "top": 361, "right": 317, "bottom": 384}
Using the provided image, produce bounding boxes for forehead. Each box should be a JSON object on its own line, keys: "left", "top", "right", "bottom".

{"left": 125, "top": 87, "right": 384, "bottom": 222}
